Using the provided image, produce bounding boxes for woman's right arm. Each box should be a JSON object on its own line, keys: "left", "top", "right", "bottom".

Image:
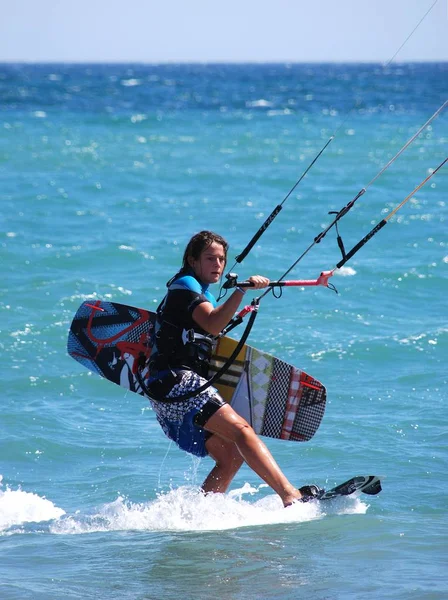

{"left": 192, "top": 276, "right": 269, "bottom": 336}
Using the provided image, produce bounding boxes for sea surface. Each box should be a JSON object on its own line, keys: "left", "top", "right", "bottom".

{"left": 1, "top": 62, "right": 447, "bottom": 600}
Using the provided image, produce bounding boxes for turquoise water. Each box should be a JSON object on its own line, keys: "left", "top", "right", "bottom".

{"left": 1, "top": 63, "right": 447, "bottom": 599}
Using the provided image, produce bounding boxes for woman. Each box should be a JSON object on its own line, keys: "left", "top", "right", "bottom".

{"left": 147, "top": 230, "right": 321, "bottom": 506}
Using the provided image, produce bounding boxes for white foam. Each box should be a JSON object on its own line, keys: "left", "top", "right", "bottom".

{"left": 0, "top": 475, "right": 368, "bottom": 535}
{"left": 335, "top": 266, "right": 356, "bottom": 277}
{"left": 0, "top": 475, "right": 65, "bottom": 533}
{"left": 246, "top": 99, "right": 273, "bottom": 108}
{"left": 121, "top": 79, "right": 142, "bottom": 87}
{"left": 50, "top": 484, "right": 367, "bottom": 535}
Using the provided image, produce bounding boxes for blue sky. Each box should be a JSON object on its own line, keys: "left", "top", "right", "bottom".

{"left": 1, "top": 0, "right": 447, "bottom": 63}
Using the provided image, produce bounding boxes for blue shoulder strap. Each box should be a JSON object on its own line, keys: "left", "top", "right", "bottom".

{"left": 169, "top": 275, "right": 217, "bottom": 308}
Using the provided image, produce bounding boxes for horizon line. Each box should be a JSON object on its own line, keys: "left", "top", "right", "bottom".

{"left": 1, "top": 59, "right": 447, "bottom": 66}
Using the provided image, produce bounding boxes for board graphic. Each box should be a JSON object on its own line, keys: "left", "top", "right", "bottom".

{"left": 319, "top": 475, "right": 382, "bottom": 501}
{"left": 68, "top": 300, "right": 327, "bottom": 442}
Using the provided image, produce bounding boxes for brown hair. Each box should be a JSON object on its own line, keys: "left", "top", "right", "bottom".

{"left": 167, "top": 230, "right": 229, "bottom": 286}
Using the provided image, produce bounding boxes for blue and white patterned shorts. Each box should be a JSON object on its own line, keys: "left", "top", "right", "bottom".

{"left": 149, "top": 371, "right": 225, "bottom": 457}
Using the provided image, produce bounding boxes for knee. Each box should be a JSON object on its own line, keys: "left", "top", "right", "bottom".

{"left": 234, "top": 423, "right": 256, "bottom": 447}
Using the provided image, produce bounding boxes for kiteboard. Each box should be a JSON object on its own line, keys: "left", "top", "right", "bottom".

{"left": 67, "top": 300, "right": 327, "bottom": 442}
{"left": 317, "top": 475, "right": 382, "bottom": 501}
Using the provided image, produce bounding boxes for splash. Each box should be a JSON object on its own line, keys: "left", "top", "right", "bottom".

{"left": 0, "top": 475, "right": 65, "bottom": 534}
{"left": 50, "top": 484, "right": 367, "bottom": 535}
{"left": 0, "top": 476, "right": 368, "bottom": 536}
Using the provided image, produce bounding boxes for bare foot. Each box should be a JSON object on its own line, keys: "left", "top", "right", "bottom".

{"left": 282, "top": 490, "right": 302, "bottom": 507}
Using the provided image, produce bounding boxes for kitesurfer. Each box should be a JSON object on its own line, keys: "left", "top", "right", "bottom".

{"left": 146, "top": 230, "right": 321, "bottom": 506}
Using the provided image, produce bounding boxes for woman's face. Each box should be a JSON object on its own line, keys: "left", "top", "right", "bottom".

{"left": 189, "top": 242, "right": 226, "bottom": 284}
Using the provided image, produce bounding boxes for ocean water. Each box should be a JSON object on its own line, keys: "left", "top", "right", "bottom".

{"left": 1, "top": 62, "right": 447, "bottom": 599}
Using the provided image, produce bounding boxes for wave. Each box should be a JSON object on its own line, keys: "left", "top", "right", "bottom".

{"left": 0, "top": 475, "right": 65, "bottom": 534}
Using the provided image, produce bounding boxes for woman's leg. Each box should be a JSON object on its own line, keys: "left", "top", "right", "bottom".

{"left": 203, "top": 404, "right": 302, "bottom": 506}
{"left": 202, "top": 434, "right": 244, "bottom": 494}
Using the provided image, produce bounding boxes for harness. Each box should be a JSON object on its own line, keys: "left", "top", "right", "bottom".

{"left": 143, "top": 278, "right": 217, "bottom": 400}
{"left": 151, "top": 314, "right": 215, "bottom": 378}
